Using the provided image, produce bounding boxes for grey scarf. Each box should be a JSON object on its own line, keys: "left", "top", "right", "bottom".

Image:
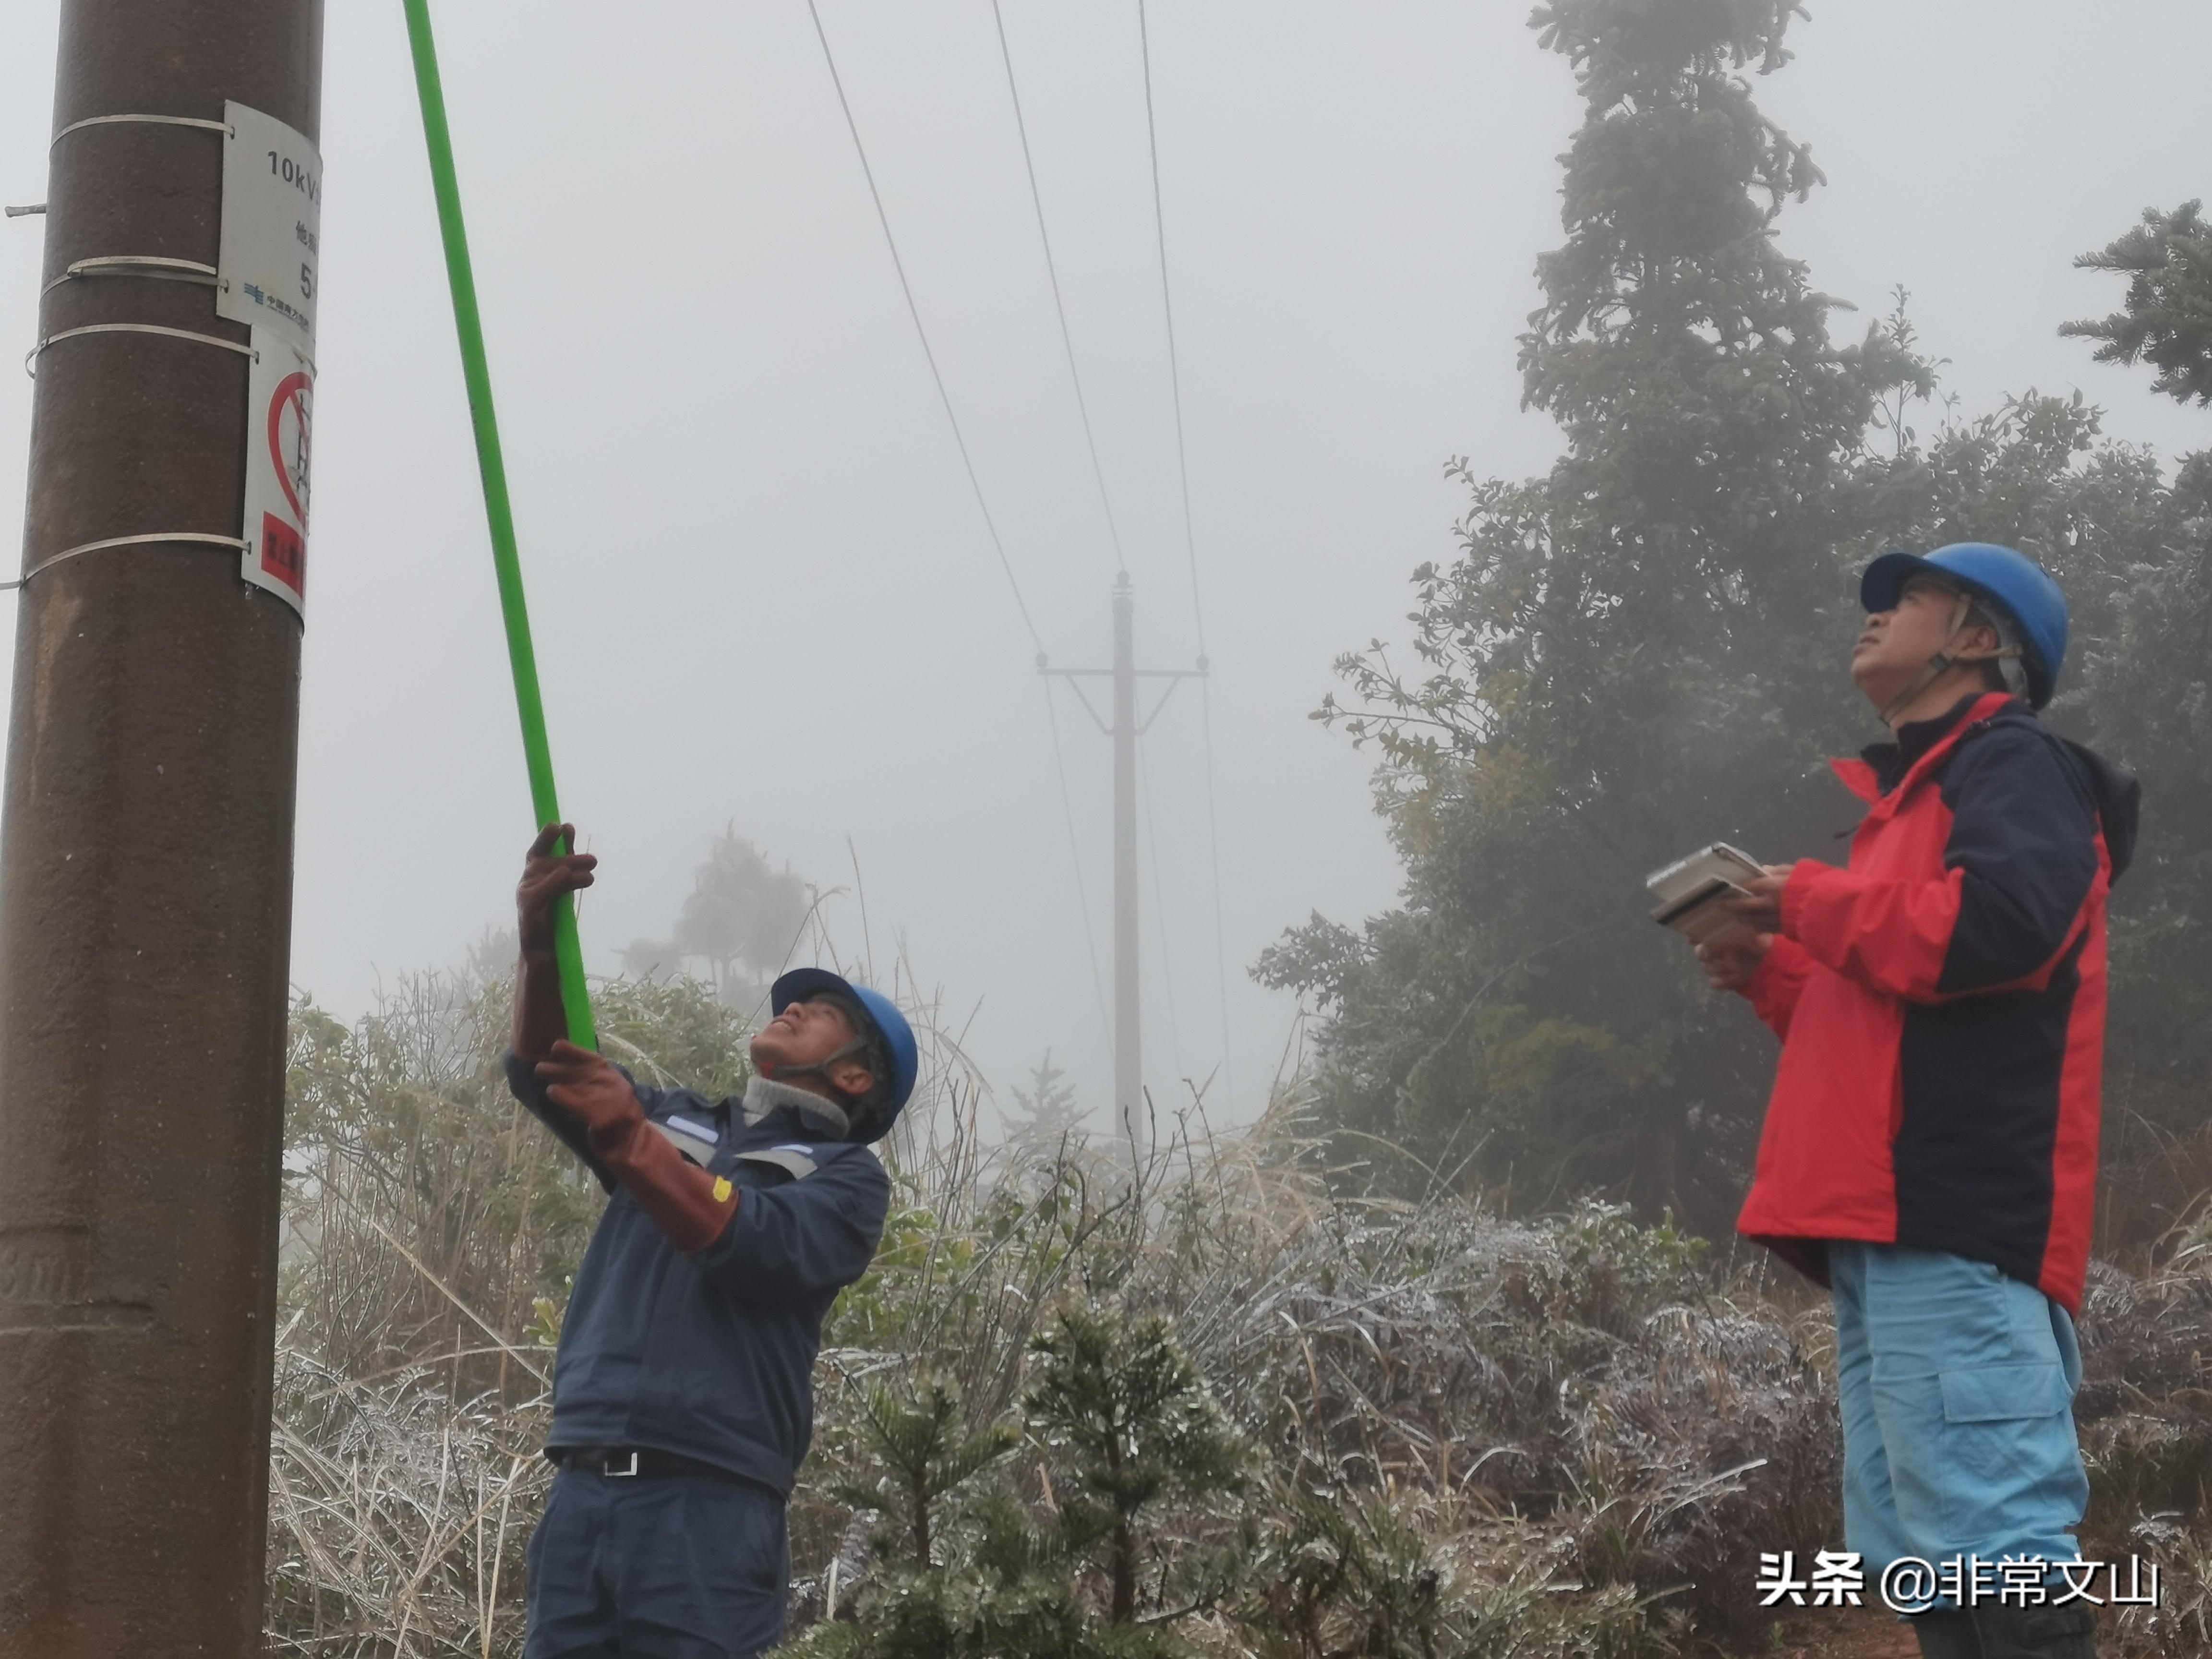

{"left": 741, "top": 1074, "right": 849, "bottom": 1139}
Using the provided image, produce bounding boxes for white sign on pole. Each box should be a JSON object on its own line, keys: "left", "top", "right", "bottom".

{"left": 217, "top": 101, "right": 321, "bottom": 357}
{"left": 242, "top": 330, "right": 313, "bottom": 616}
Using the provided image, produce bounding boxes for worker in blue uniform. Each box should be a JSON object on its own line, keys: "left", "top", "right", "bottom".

{"left": 506, "top": 823, "right": 917, "bottom": 1659}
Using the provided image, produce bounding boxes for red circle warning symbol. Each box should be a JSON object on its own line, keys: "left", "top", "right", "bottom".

{"left": 267, "top": 370, "right": 311, "bottom": 526}
{"left": 257, "top": 369, "right": 312, "bottom": 600}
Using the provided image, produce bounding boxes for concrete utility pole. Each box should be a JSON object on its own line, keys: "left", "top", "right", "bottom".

{"left": 1040, "top": 572, "right": 1204, "bottom": 1155}
{"left": 0, "top": 2, "right": 324, "bottom": 1652}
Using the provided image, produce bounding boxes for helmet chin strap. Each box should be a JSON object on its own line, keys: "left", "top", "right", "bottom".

{"left": 1878, "top": 589, "right": 2024, "bottom": 726}
{"left": 765, "top": 1033, "right": 870, "bottom": 1096}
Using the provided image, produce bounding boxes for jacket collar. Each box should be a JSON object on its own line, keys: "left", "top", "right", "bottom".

{"left": 741, "top": 1073, "right": 849, "bottom": 1137}
{"left": 1829, "top": 691, "right": 2019, "bottom": 807}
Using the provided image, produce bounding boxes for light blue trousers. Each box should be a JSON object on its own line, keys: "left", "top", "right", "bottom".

{"left": 1830, "top": 1242, "right": 2089, "bottom": 1586}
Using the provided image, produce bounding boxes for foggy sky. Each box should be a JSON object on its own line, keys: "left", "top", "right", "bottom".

{"left": 1, "top": 1, "right": 2205, "bottom": 1130}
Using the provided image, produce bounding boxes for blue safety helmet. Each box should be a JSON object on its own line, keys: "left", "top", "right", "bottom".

{"left": 769, "top": 967, "right": 918, "bottom": 1141}
{"left": 1860, "top": 542, "right": 2069, "bottom": 709}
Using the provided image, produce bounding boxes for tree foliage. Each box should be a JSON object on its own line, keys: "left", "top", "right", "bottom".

{"left": 833, "top": 1377, "right": 1021, "bottom": 1569}
{"left": 1262, "top": 0, "right": 1904, "bottom": 1224}
{"left": 1004, "top": 1052, "right": 1089, "bottom": 1146}
{"left": 1024, "top": 1303, "right": 1251, "bottom": 1624}
{"left": 622, "top": 827, "right": 813, "bottom": 1004}
{"left": 2064, "top": 201, "right": 2212, "bottom": 409}
{"left": 793, "top": 1308, "right": 1247, "bottom": 1659}
{"left": 1262, "top": 2, "right": 2212, "bottom": 1250}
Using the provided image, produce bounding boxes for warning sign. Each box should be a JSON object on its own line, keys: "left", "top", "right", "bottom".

{"left": 242, "top": 330, "right": 313, "bottom": 616}
{"left": 217, "top": 101, "right": 322, "bottom": 358}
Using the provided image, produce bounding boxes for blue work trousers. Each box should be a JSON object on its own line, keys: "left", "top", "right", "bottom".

{"left": 1830, "top": 1242, "right": 2089, "bottom": 1593}
{"left": 525, "top": 1466, "right": 790, "bottom": 1659}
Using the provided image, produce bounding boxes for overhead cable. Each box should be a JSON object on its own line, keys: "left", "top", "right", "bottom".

{"left": 990, "top": 0, "right": 1126, "bottom": 573}
{"left": 807, "top": 0, "right": 1045, "bottom": 652}
{"left": 1136, "top": 0, "right": 1235, "bottom": 1110}
{"left": 1135, "top": 0, "right": 1204, "bottom": 652}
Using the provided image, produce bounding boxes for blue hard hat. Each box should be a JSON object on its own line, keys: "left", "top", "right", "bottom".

{"left": 1860, "top": 542, "right": 2069, "bottom": 709}
{"left": 769, "top": 967, "right": 918, "bottom": 1139}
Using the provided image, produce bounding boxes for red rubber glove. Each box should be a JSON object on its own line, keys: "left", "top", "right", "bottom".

{"left": 537, "top": 1040, "right": 644, "bottom": 1130}
{"left": 536, "top": 1041, "right": 739, "bottom": 1254}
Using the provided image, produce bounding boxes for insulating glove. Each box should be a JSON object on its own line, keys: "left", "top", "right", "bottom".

{"left": 536, "top": 1040, "right": 646, "bottom": 1133}
{"left": 537, "top": 1041, "right": 742, "bottom": 1253}
{"left": 588, "top": 1114, "right": 742, "bottom": 1254}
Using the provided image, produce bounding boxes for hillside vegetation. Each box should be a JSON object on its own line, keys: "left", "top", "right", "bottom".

{"left": 266, "top": 975, "right": 2212, "bottom": 1658}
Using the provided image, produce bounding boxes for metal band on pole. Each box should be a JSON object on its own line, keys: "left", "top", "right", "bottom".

{"left": 4, "top": 531, "right": 252, "bottom": 591}
{"left": 0, "top": 3, "right": 325, "bottom": 1643}
{"left": 49, "top": 111, "right": 231, "bottom": 144}
{"left": 399, "top": 0, "right": 595, "bottom": 1048}
{"left": 42, "top": 255, "right": 222, "bottom": 298}
{"left": 25, "top": 321, "right": 257, "bottom": 378}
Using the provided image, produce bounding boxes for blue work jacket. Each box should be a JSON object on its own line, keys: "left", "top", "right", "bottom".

{"left": 505, "top": 1052, "right": 891, "bottom": 1496}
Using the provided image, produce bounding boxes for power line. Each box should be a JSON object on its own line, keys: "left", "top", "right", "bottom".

{"left": 807, "top": 0, "right": 1045, "bottom": 653}
{"left": 990, "top": 0, "right": 1125, "bottom": 573}
{"left": 1135, "top": 0, "right": 1204, "bottom": 653}
{"left": 810, "top": 3, "right": 1134, "bottom": 1104}
{"left": 1136, "top": 0, "right": 1234, "bottom": 1110}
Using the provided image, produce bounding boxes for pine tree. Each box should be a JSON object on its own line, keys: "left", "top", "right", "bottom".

{"left": 795, "top": 1365, "right": 1190, "bottom": 1659}
{"left": 1024, "top": 1303, "right": 1249, "bottom": 1624}
{"left": 1003, "top": 1052, "right": 1088, "bottom": 1145}
{"left": 1265, "top": 0, "right": 1922, "bottom": 1224}
{"left": 2063, "top": 201, "right": 2212, "bottom": 408}
{"left": 1266, "top": 1, "right": 2212, "bottom": 1252}
{"left": 833, "top": 1377, "right": 1020, "bottom": 1568}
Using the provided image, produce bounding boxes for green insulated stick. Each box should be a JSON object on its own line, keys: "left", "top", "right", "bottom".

{"left": 401, "top": 0, "right": 596, "bottom": 1049}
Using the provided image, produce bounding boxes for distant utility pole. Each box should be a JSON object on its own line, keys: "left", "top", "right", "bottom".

{"left": 0, "top": 2, "right": 324, "bottom": 1653}
{"left": 1039, "top": 572, "right": 1206, "bottom": 1155}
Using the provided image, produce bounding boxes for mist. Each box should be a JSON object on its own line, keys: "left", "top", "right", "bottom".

{"left": 2, "top": 0, "right": 2204, "bottom": 1129}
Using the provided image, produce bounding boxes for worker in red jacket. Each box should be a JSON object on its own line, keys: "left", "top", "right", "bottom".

{"left": 1703, "top": 544, "right": 2138, "bottom": 1659}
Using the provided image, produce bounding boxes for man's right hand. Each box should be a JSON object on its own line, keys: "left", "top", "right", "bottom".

{"left": 1696, "top": 933, "right": 1774, "bottom": 993}
{"left": 517, "top": 822, "right": 597, "bottom": 957}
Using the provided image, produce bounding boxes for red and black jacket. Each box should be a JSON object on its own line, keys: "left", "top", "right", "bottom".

{"left": 1733, "top": 691, "right": 2140, "bottom": 1314}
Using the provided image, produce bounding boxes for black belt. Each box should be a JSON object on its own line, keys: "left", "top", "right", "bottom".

{"left": 553, "top": 1445, "right": 747, "bottom": 1481}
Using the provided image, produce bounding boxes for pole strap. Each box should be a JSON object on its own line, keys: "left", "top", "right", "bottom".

{"left": 42, "top": 256, "right": 221, "bottom": 299}
{"left": 26, "top": 322, "right": 256, "bottom": 379}
{"left": 2, "top": 531, "right": 250, "bottom": 592}
{"left": 50, "top": 113, "right": 230, "bottom": 145}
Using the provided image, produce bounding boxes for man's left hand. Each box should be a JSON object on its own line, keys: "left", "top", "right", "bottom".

{"left": 536, "top": 1040, "right": 644, "bottom": 1133}
{"left": 1724, "top": 864, "right": 1797, "bottom": 933}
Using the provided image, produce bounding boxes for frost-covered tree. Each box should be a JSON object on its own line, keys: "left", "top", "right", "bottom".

{"left": 1025, "top": 1303, "right": 1249, "bottom": 1624}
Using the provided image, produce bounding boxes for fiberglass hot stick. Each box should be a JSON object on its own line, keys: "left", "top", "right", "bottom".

{"left": 400, "top": 0, "right": 596, "bottom": 1047}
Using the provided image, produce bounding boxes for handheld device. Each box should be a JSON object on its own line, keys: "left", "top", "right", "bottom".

{"left": 1646, "top": 843, "right": 1767, "bottom": 947}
